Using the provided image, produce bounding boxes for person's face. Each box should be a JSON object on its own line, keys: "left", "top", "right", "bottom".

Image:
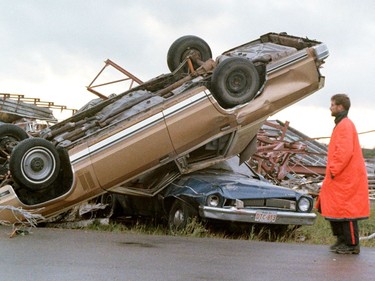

{"left": 330, "top": 100, "right": 344, "bottom": 117}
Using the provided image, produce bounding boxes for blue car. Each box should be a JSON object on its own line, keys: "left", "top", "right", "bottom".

{"left": 104, "top": 155, "right": 316, "bottom": 232}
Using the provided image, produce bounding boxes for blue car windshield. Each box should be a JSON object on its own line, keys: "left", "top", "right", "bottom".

{"left": 204, "top": 156, "right": 258, "bottom": 178}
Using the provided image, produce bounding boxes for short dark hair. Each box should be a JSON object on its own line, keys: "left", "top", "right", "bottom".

{"left": 331, "top": 94, "right": 351, "bottom": 111}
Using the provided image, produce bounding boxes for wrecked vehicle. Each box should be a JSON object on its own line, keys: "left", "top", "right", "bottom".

{"left": 0, "top": 32, "right": 328, "bottom": 224}
{"left": 103, "top": 155, "right": 316, "bottom": 231}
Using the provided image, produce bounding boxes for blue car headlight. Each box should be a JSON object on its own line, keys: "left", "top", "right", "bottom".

{"left": 207, "top": 194, "right": 221, "bottom": 207}
{"left": 297, "top": 196, "right": 313, "bottom": 212}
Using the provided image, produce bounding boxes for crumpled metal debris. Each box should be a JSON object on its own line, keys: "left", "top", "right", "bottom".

{"left": 249, "top": 120, "right": 375, "bottom": 201}
{"left": 44, "top": 202, "right": 110, "bottom": 229}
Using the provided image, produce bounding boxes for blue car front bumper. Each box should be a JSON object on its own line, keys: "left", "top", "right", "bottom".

{"left": 199, "top": 206, "right": 317, "bottom": 225}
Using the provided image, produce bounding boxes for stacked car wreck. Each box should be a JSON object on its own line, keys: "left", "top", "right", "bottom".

{"left": 0, "top": 32, "right": 328, "bottom": 228}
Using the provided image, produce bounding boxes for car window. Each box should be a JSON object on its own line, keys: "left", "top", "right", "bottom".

{"left": 203, "top": 156, "right": 259, "bottom": 178}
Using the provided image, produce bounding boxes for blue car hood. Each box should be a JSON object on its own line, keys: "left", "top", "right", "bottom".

{"left": 165, "top": 172, "right": 300, "bottom": 200}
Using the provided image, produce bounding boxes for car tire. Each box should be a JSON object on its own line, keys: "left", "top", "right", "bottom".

{"left": 98, "top": 193, "right": 118, "bottom": 218}
{"left": 0, "top": 124, "right": 29, "bottom": 177}
{"left": 211, "top": 57, "right": 260, "bottom": 108}
{"left": 167, "top": 35, "right": 212, "bottom": 73}
{"left": 9, "top": 138, "right": 61, "bottom": 191}
{"left": 0, "top": 124, "right": 29, "bottom": 154}
{"left": 168, "top": 200, "right": 197, "bottom": 233}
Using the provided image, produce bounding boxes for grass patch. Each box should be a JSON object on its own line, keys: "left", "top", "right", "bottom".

{"left": 83, "top": 207, "right": 375, "bottom": 247}
{"left": 294, "top": 207, "right": 375, "bottom": 247}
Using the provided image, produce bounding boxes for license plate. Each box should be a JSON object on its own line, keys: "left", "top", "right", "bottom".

{"left": 255, "top": 211, "right": 277, "bottom": 223}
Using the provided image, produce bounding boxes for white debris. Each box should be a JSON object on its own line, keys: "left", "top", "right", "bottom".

{"left": 360, "top": 232, "right": 375, "bottom": 241}
{"left": 78, "top": 203, "right": 107, "bottom": 216}
{"left": 0, "top": 205, "right": 45, "bottom": 227}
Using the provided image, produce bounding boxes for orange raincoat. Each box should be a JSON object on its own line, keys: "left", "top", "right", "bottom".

{"left": 318, "top": 117, "right": 370, "bottom": 220}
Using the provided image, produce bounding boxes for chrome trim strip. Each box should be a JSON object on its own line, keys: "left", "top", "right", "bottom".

{"left": 90, "top": 113, "right": 163, "bottom": 153}
{"left": 69, "top": 147, "right": 90, "bottom": 163}
{"left": 69, "top": 113, "right": 163, "bottom": 164}
{"left": 69, "top": 91, "right": 207, "bottom": 164}
{"left": 200, "top": 206, "right": 317, "bottom": 225}
{"left": 163, "top": 91, "right": 207, "bottom": 117}
{"left": 267, "top": 50, "right": 308, "bottom": 74}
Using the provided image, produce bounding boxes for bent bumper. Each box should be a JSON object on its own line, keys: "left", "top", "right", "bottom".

{"left": 199, "top": 206, "right": 317, "bottom": 225}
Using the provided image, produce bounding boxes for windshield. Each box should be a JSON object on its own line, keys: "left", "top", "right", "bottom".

{"left": 203, "top": 156, "right": 258, "bottom": 178}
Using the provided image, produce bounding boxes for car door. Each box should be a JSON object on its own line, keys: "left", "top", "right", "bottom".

{"left": 163, "top": 86, "right": 237, "bottom": 162}
{"left": 88, "top": 103, "right": 176, "bottom": 190}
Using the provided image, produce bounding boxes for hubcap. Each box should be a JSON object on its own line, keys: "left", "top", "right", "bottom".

{"left": 172, "top": 209, "right": 185, "bottom": 227}
{"left": 227, "top": 71, "right": 247, "bottom": 94}
{"left": 30, "top": 157, "right": 44, "bottom": 172}
{"left": 22, "top": 147, "right": 55, "bottom": 183}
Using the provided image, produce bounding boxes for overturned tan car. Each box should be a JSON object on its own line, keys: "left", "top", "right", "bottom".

{"left": 0, "top": 32, "right": 328, "bottom": 223}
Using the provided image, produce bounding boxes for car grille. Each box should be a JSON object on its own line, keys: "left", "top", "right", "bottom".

{"left": 228, "top": 198, "right": 296, "bottom": 211}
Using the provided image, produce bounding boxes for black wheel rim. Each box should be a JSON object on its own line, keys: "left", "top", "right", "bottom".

{"left": 226, "top": 70, "right": 248, "bottom": 94}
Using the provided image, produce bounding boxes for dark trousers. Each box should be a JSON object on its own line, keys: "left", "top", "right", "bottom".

{"left": 330, "top": 220, "right": 359, "bottom": 246}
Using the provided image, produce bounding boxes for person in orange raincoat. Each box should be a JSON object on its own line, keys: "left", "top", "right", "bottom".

{"left": 317, "top": 94, "right": 370, "bottom": 254}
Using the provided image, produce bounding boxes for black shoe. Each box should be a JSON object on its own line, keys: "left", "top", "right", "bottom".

{"left": 335, "top": 244, "right": 360, "bottom": 255}
{"left": 329, "top": 238, "right": 344, "bottom": 252}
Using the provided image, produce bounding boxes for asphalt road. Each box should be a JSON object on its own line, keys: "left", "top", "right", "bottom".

{"left": 0, "top": 225, "right": 374, "bottom": 281}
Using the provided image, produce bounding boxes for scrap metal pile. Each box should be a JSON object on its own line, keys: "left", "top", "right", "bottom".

{"left": 0, "top": 92, "right": 76, "bottom": 134}
{"left": 248, "top": 120, "right": 375, "bottom": 200}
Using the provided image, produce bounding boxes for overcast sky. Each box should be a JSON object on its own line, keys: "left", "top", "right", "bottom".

{"left": 1, "top": 0, "right": 374, "bottom": 148}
